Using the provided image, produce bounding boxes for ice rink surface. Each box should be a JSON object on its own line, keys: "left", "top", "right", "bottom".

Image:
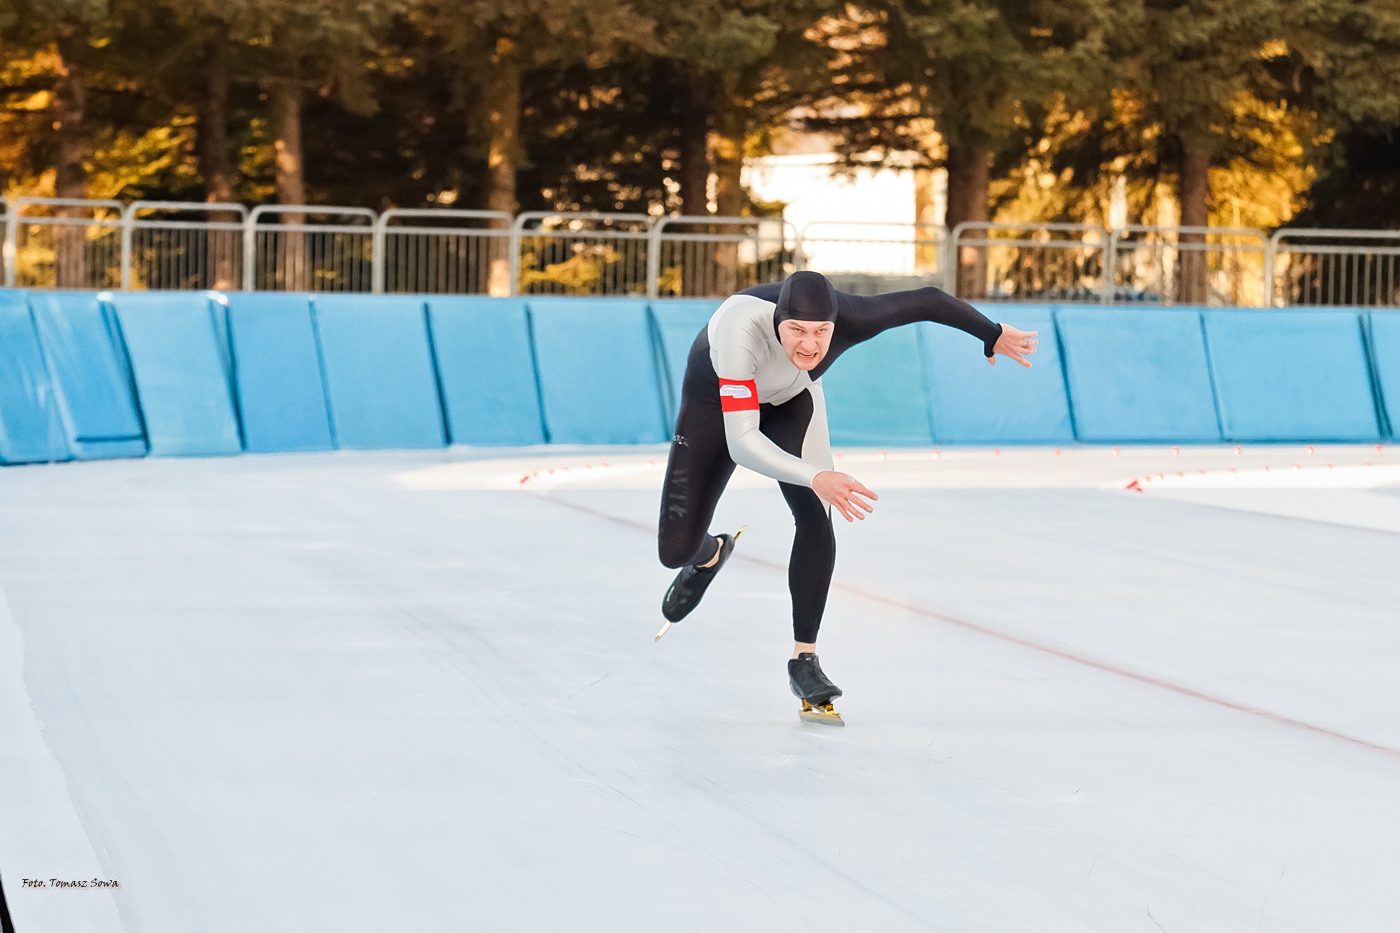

{"left": 2, "top": 445, "right": 1399, "bottom": 933}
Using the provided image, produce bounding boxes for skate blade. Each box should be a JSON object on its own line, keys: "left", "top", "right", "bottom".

{"left": 799, "top": 701, "right": 844, "bottom": 726}
{"left": 657, "top": 528, "right": 743, "bottom": 643}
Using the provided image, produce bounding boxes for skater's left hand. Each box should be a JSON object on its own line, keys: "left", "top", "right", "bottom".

{"left": 989, "top": 325, "right": 1038, "bottom": 368}
{"left": 812, "top": 471, "right": 878, "bottom": 522}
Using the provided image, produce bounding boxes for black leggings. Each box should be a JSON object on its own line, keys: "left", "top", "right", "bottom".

{"left": 657, "top": 336, "right": 835, "bottom": 643}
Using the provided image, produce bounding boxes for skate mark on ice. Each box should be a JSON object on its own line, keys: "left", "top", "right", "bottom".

{"left": 544, "top": 669, "right": 617, "bottom": 708}
{"left": 535, "top": 493, "right": 1400, "bottom": 763}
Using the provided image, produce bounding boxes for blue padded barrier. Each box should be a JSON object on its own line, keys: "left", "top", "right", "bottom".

{"left": 28, "top": 291, "right": 146, "bottom": 459}
{"left": 225, "top": 293, "right": 335, "bottom": 453}
{"left": 312, "top": 295, "right": 446, "bottom": 450}
{"left": 824, "top": 327, "right": 935, "bottom": 446}
{"left": 1366, "top": 310, "right": 1400, "bottom": 438}
{"left": 1203, "top": 310, "right": 1378, "bottom": 442}
{"left": 1056, "top": 307, "right": 1221, "bottom": 442}
{"left": 0, "top": 291, "right": 70, "bottom": 464}
{"left": 647, "top": 300, "right": 721, "bottom": 423}
{"left": 527, "top": 299, "right": 668, "bottom": 444}
{"left": 109, "top": 292, "right": 243, "bottom": 457}
{"left": 426, "top": 297, "right": 545, "bottom": 446}
{"left": 921, "top": 306, "right": 1074, "bottom": 443}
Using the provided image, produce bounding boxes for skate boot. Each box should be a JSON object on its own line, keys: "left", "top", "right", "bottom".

{"left": 789, "top": 652, "right": 844, "bottom": 726}
{"left": 655, "top": 527, "right": 744, "bottom": 641}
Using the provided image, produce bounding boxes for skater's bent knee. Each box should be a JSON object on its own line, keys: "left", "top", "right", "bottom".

{"left": 792, "top": 500, "right": 833, "bottom": 532}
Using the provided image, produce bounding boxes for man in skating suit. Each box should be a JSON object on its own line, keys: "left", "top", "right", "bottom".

{"left": 655, "top": 270, "right": 1038, "bottom": 723}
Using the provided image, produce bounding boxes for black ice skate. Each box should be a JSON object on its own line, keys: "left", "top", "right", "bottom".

{"left": 654, "top": 527, "right": 745, "bottom": 641}
{"left": 789, "top": 652, "right": 844, "bottom": 726}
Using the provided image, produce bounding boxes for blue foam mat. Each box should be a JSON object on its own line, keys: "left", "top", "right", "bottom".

{"left": 528, "top": 299, "right": 668, "bottom": 445}
{"left": 427, "top": 297, "right": 545, "bottom": 446}
{"left": 648, "top": 300, "right": 721, "bottom": 423}
{"left": 225, "top": 293, "right": 334, "bottom": 453}
{"left": 1056, "top": 307, "right": 1221, "bottom": 442}
{"left": 1366, "top": 311, "right": 1400, "bottom": 438}
{"left": 109, "top": 292, "right": 243, "bottom": 457}
{"left": 1203, "top": 310, "right": 1378, "bottom": 442}
{"left": 922, "top": 306, "right": 1074, "bottom": 443}
{"left": 312, "top": 296, "right": 446, "bottom": 450}
{"left": 0, "top": 291, "right": 70, "bottom": 464}
{"left": 27, "top": 291, "right": 146, "bottom": 459}
{"left": 824, "top": 326, "right": 935, "bottom": 446}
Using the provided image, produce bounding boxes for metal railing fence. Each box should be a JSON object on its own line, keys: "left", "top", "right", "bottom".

{"left": 511, "top": 212, "right": 654, "bottom": 297}
{"left": 244, "top": 205, "right": 376, "bottom": 293}
{"left": 373, "top": 209, "right": 512, "bottom": 295}
{"left": 1109, "top": 226, "right": 1269, "bottom": 307}
{"left": 950, "top": 222, "right": 1108, "bottom": 302}
{"left": 124, "top": 201, "right": 246, "bottom": 291}
{"left": 5, "top": 197, "right": 125, "bottom": 289}
{"left": 796, "top": 221, "right": 947, "bottom": 295}
{"left": 6, "top": 194, "right": 1400, "bottom": 306}
{"left": 650, "top": 215, "right": 795, "bottom": 299}
{"left": 1269, "top": 229, "right": 1400, "bottom": 307}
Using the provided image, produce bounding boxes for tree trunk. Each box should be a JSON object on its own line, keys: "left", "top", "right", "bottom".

{"left": 913, "top": 167, "right": 943, "bottom": 276}
{"left": 53, "top": 23, "right": 88, "bottom": 289}
{"left": 710, "top": 91, "right": 745, "bottom": 295}
{"left": 945, "top": 141, "right": 990, "bottom": 299}
{"left": 485, "top": 37, "right": 520, "bottom": 296}
{"left": 671, "top": 68, "right": 714, "bottom": 295}
{"left": 1176, "top": 138, "right": 1211, "bottom": 305}
{"left": 678, "top": 70, "right": 711, "bottom": 217}
{"left": 198, "top": 21, "right": 238, "bottom": 289}
{"left": 270, "top": 79, "right": 308, "bottom": 290}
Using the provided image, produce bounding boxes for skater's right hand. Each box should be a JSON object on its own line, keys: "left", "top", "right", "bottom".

{"left": 812, "top": 472, "right": 878, "bottom": 522}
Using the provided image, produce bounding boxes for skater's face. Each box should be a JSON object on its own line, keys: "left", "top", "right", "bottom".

{"left": 779, "top": 319, "right": 833, "bottom": 370}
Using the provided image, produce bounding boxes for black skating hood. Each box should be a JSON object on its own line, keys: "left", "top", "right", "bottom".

{"left": 773, "top": 271, "right": 838, "bottom": 338}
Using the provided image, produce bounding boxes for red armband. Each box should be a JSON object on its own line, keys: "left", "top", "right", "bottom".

{"left": 718, "top": 378, "right": 760, "bottom": 412}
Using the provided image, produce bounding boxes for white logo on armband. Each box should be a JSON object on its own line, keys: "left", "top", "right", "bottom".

{"left": 719, "top": 384, "right": 753, "bottom": 399}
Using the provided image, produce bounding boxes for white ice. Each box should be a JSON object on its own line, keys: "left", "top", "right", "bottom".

{"left": 1, "top": 445, "right": 1398, "bottom": 933}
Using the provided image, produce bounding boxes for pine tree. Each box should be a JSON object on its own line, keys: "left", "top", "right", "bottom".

{"left": 813, "top": 0, "right": 1117, "bottom": 295}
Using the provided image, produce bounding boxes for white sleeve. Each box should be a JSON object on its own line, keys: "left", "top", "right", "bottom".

{"left": 711, "top": 314, "right": 823, "bottom": 488}
{"left": 801, "top": 379, "right": 835, "bottom": 472}
{"left": 720, "top": 408, "right": 823, "bottom": 488}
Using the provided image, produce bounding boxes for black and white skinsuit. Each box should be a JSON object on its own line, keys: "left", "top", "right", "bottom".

{"left": 656, "top": 278, "right": 1005, "bottom": 644}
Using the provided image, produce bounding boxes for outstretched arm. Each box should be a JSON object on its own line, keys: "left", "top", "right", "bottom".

{"left": 834, "top": 286, "right": 1004, "bottom": 358}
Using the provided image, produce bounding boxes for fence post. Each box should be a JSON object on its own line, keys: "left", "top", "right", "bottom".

{"left": 371, "top": 212, "right": 386, "bottom": 294}
{"left": 646, "top": 217, "right": 666, "bottom": 299}
{"left": 2, "top": 197, "right": 13, "bottom": 288}
{"left": 119, "top": 202, "right": 135, "bottom": 291}
{"left": 947, "top": 223, "right": 968, "bottom": 298}
{"left": 1103, "top": 230, "right": 1119, "bottom": 304}
{"left": 1263, "top": 233, "right": 1277, "bottom": 308}
{"left": 243, "top": 208, "right": 260, "bottom": 292}
{"left": 508, "top": 214, "right": 526, "bottom": 297}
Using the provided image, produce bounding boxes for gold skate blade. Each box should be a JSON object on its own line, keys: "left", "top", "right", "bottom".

{"left": 654, "top": 620, "right": 673, "bottom": 642}
{"left": 798, "top": 701, "right": 844, "bottom": 726}
{"left": 733, "top": 525, "right": 747, "bottom": 541}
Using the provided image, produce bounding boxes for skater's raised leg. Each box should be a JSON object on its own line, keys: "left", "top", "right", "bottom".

{"left": 656, "top": 336, "right": 741, "bottom": 632}
{"left": 660, "top": 529, "right": 743, "bottom": 623}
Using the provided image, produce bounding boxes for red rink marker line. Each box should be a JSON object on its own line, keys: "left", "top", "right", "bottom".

{"left": 535, "top": 493, "right": 1400, "bottom": 762}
